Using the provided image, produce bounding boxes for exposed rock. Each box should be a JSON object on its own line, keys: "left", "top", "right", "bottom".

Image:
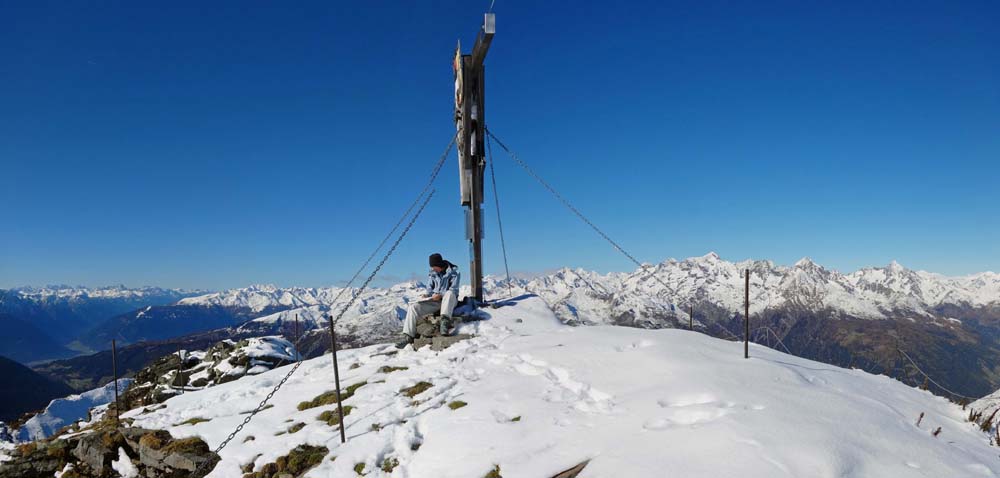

{"left": 118, "top": 337, "right": 299, "bottom": 418}
{"left": 0, "top": 427, "right": 218, "bottom": 478}
{"left": 72, "top": 430, "right": 124, "bottom": 472}
{"left": 413, "top": 334, "right": 473, "bottom": 351}
{"left": 242, "top": 445, "right": 328, "bottom": 478}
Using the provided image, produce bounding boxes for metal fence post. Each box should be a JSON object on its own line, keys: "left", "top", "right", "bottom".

{"left": 328, "top": 316, "right": 347, "bottom": 443}
{"left": 744, "top": 269, "right": 750, "bottom": 359}
{"left": 112, "top": 339, "right": 121, "bottom": 427}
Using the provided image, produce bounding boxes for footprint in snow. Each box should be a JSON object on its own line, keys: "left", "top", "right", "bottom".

{"left": 490, "top": 409, "right": 521, "bottom": 423}
{"left": 642, "top": 408, "right": 729, "bottom": 429}
{"left": 615, "top": 339, "right": 657, "bottom": 352}
{"left": 657, "top": 393, "right": 717, "bottom": 408}
{"left": 513, "top": 362, "right": 544, "bottom": 376}
{"left": 643, "top": 418, "right": 671, "bottom": 431}
{"left": 649, "top": 395, "right": 737, "bottom": 428}
{"left": 516, "top": 353, "right": 546, "bottom": 365}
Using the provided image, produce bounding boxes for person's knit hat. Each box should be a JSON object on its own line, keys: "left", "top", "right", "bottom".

{"left": 429, "top": 253, "right": 448, "bottom": 269}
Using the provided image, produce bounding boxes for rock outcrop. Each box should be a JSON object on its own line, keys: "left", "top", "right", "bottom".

{"left": 0, "top": 425, "right": 218, "bottom": 478}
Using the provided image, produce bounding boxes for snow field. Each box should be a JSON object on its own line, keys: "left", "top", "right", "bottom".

{"left": 126, "top": 296, "right": 998, "bottom": 477}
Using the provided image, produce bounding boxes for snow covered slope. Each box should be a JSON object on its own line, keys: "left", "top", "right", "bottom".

{"left": 126, "top": 297, "right": 998, "bottom": 478}
{"left": 15, "top": 379, "right": 132, "bottom": 443}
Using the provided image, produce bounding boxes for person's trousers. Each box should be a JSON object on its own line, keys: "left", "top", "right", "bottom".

{"left": 402, "top": 291, "right": 457, "bottom": 337}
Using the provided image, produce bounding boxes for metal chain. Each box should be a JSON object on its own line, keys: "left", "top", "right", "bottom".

{"left": 191, "top": 171, "right": 442, "bottom": 477}
{"left": 332, "top": 190, "right": 436, "bottom": 325}
{"left": 485, "top": 134, "right": 514, "bottom": 299}
{"left": 328, "top": 134, "right": 457, "bottom": 308}
{"left": 717, "top": 323, "right": 742, "bottom": 341}
{"left": 193, "top": 191, "right": 437, "bottom": 477}
{"left": 897, "top": 347, "right": 982, "bottom": 401}
{"left": 485, "top": 128, "right": 678, "bottom": 301}
{"left": 751, "top": 326, "right": 793, "bottom": 355}
{"left": 191, "top": 359, "right": 304, "bottom": 477}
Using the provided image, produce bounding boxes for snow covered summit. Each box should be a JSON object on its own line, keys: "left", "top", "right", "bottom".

{"left": 123, "top": 296, "right": 997, "bottom": 477}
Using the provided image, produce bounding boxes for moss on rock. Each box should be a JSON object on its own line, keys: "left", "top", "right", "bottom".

{"left": 381, "top": 457, "right": 400, "bottom": 472}
{"left": 400, "top": 381, "right": 433, "bottom": 398}
{"left": 317, "top": 405, "right": 355, "bottom": 426}
{"left": 297, "top": 382, "right": 367, "bottom": 411}
{"left": 378, "top": 365, "right": 408, "bottom": 374}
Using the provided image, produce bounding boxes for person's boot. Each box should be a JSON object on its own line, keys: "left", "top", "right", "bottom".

{"left": 394, "top": 334, "right": 414, "bottom": 349}
{"left": 439, "top": 316, "right": 453, "bottom": 337}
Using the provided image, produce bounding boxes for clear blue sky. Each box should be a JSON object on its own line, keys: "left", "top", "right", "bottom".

{"left": 1, "top": 1, "right": 997, "bottom": 290}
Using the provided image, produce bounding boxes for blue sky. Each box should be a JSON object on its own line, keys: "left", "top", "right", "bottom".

{"left": 1, "top": 1, "right": 997, "bottom": 290}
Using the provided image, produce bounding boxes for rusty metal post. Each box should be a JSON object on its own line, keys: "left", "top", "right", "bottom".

{"left": 328, "top": 316, "right": 347, "bottom": 443}
{"left": 744, "top": 269, "right": 750, "bottom": 359}
{"left": 176, "top": 344, "right": 184, "bottom": 393}
{"left": 112, "top": 339, "right": 121, "bottom": 427}
{"left": 294, "top": 313, "right": 301, "bottom": 362}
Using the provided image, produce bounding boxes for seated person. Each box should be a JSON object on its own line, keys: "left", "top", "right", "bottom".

{"left": 396, "top": 253, "right": 460, "bottom": 348}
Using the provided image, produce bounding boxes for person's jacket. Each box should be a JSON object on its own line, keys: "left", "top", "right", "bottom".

{"left": 426, "top": 264, "right": 460, "bottom": 296}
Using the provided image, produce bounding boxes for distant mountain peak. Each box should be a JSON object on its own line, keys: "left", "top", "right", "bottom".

{"left": 794, "top": 257, "right": 817, "bottom": 268}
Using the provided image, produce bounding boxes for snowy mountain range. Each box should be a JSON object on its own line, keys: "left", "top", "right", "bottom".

{"left": 164, "top": 252, "right": 1000, "bottom": 326}
{"left": 72, "top": 253, "right": 995, "bottom": 398}
{"left": 126, "top": 253, "right": 1000, "bottom": 348}
{"left": 11, "top": 285, "right": 202, "bottom": 302}
{"left": 513, "top": 252, "right": 1000, "bottom": 326}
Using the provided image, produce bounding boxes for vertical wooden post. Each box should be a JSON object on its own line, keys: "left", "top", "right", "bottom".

{"left": 744, "top": 269, "right": 750, "bottom": 359}
{"left": 111, "top": 339, "right": 121, "bottom": 427}
{"left": 455, "top": 13, "right": 494, "bottom": 304}
{"left": 689, "top": 303, "right": 694, "bottom": 331}
{"left": 327, "top": 316, "right": 347, "bottom": 444}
